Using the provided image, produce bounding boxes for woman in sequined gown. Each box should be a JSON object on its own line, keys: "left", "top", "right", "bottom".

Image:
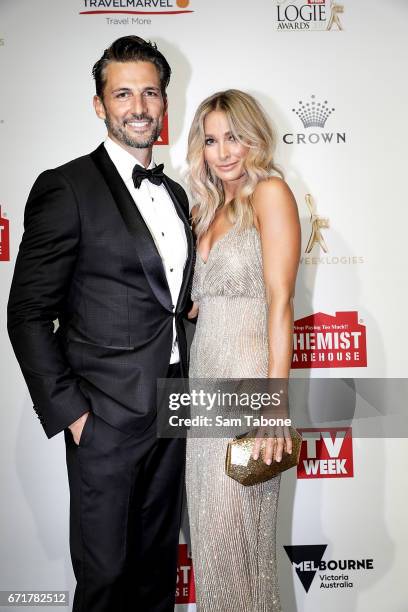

{"left": 185, "top": 90, "right": 301, "bottom": 612}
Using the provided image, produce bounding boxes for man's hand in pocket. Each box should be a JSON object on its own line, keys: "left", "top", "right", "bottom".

{"left": 68, "top": 411, "right": 90, "bottom": 446}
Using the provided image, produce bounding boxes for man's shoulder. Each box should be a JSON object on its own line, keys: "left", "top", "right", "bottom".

{"left": 29, "top": 144, "right": 105, "bottom": 199}
{"left": 52, "top": 144, "right": 103, "bottom": 180}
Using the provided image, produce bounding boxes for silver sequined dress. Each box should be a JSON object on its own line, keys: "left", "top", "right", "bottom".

{"left": 186, "top": 224, "right": 282, "bottom": 612}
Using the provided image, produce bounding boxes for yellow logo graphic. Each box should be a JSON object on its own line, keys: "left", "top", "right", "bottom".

{"left": 327, "top": 1, "right": 344, "bottom": 30}
{"left": 305, "top": 194, "right": 329, "bottom": 253}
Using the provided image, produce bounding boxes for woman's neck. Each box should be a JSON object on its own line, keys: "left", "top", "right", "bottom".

{"left": 222, "top": 173, "right": 246, "bottom": 203}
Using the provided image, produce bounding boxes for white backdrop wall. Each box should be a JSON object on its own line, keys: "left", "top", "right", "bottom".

{"left": 1, "top": 1, "right": 407, "bottom": 611}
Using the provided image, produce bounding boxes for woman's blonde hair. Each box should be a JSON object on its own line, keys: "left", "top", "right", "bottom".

{"left": 187, "top": 89, "right": 282, "bottom": 238}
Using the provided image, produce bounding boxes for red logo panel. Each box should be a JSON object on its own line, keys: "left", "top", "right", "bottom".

{"left": 297, "top": 427, "right": 354, "bottom": 479}
{"left": 0, "top": 206, "right": 10, "bottom": 261}
{"left": 155, "top": 114, "right": 169, "bottom": 146}
{"left": 176, "top": 544, "right": 196, "bottom": 604}
{"left": 292, "top": 311, "right": 367, "bottom": 369}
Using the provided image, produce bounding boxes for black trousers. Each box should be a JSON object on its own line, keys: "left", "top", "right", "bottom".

{"left": 64, "top": 364, "right": 185, "bottom": 612}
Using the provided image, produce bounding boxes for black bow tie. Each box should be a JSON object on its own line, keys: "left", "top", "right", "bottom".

{"left": 132, "top": 163, "right": 165, "bottom": 189}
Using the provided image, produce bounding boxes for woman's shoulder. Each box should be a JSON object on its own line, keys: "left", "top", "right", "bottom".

{"left": 252, "top": 176, "right": 294, "bottom": 210}
{"left": 252, "top": 176, "right": 296, "bottom": 214}
{"left": 253, "top": 176, "right": 292, "bottom": 199}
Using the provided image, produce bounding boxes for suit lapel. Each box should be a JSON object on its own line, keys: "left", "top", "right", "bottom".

{"left": 90, "top": 144, "right": 172, "bottom": 311}
{"left": 162, "top": 176, "right": 195, "bottom": 313}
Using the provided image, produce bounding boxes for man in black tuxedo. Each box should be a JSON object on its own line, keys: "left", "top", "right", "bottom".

{"left": 7, "top": 36, "right": 194, "bottom": 612}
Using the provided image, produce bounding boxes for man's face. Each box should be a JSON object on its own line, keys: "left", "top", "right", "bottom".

{"left": 94, "top": 60, "right": 166, "bottom": 150}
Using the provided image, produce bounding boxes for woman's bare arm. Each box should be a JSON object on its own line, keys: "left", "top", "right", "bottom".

{"left": 252, "top": 177, "right": 301, "bottom": 462}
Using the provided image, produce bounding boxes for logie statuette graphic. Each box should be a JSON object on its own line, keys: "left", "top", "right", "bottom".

{"left": 305, "top": 194, "right": 329, "bottom": 253}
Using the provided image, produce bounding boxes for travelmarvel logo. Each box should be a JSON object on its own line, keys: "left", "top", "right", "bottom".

{"left": 292, "top": 311, "right": 367, "bottom": 369}
{"left": 297, "top": 428, "right": 354, "bottom": 479}
{"left": 80, "top": 0, "right": 193, "bottom": 15}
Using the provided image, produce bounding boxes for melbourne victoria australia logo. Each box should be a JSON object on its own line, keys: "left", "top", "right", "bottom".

{"left": 274, "top": 0, "right": 344, "bottom": 31}
{"left": 0, "top": 206, "right": 10, "bottom": 262}
{"left": 292, "top": 311, "right": 367, "bottom": 368}
{"left": 79, "top": 0, "right": 193, "bottom": 23}
{"left": 297, "top": 428, "right": 354, "bottom": 478}
{"left": 284, "top": 545, "right": 374, "bottom": 592}
{"left": 176, "top": 544, "right": 195, "bottom": 604}
{"left": 283, "top": 95, "right": 345, "bottom": 145}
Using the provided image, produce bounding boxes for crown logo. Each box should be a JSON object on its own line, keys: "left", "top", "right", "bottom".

{"left": 292, "top": 95, "right": 335, "bottom": 129}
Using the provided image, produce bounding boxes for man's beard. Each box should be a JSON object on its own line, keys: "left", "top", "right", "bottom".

{"left": 105, "top": 113, "right": 163, "bottom": 149}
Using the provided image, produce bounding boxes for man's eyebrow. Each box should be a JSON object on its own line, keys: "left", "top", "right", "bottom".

{"left": 111, "top": 87, "right": 132, "bottom": 94}
{"left": 110, "top": 86, "right": 161, "bottom": 93}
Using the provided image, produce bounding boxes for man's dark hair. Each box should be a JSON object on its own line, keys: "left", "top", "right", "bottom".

{"left": 92, "top": 35, "right": 171, "bottom": 99}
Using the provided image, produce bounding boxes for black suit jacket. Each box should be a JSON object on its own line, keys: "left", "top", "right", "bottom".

{"left": 7, "top": 144, "right": 194, "bottom": 439}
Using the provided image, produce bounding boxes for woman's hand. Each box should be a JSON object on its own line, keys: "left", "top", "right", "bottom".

{"left": 251, "top": 425, "right": 292, "bottom": 464}
{"left": 188, "top": 301, "right": 199, "bottom": 319}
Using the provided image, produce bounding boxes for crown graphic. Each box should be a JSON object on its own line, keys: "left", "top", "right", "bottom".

{"left": 292, "top": 95, "right": 335, "bottom": 129}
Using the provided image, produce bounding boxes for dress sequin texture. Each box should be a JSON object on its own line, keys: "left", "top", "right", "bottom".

{"left": 186, "top": 224, "right": 282, "bottom": 612}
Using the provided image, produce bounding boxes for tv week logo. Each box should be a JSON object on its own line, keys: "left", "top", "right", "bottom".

{"left": 176, "top": 544, "right": 195, "bottom": 604}
{"left": 297, "top": 427, "right": 354, "bottom": 479}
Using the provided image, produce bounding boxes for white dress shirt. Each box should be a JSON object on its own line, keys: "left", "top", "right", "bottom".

{"left": 104, "top": 137, "right": 187, "bottom": 364}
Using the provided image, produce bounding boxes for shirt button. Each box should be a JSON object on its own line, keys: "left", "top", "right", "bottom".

{"left": 170, "top": 268, "right": 174, "bottom": 272}
{"left": 162, "top": 232, "right": 165, "bottom": 236}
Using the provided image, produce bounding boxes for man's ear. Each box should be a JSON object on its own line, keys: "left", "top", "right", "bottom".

{"left": 163, "top": 95, "right": 168, "bottom": 116}
{"left": 93, "top": 95, "right": 106, "bottom": 121}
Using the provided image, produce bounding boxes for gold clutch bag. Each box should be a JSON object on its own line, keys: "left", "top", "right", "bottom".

{"left": 225, "top": 427, "right": 303, "bottom": 486}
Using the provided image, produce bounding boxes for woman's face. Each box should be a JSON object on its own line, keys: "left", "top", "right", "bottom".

{"left": 203, "top": 111, "right": 249, "bottom": 184}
